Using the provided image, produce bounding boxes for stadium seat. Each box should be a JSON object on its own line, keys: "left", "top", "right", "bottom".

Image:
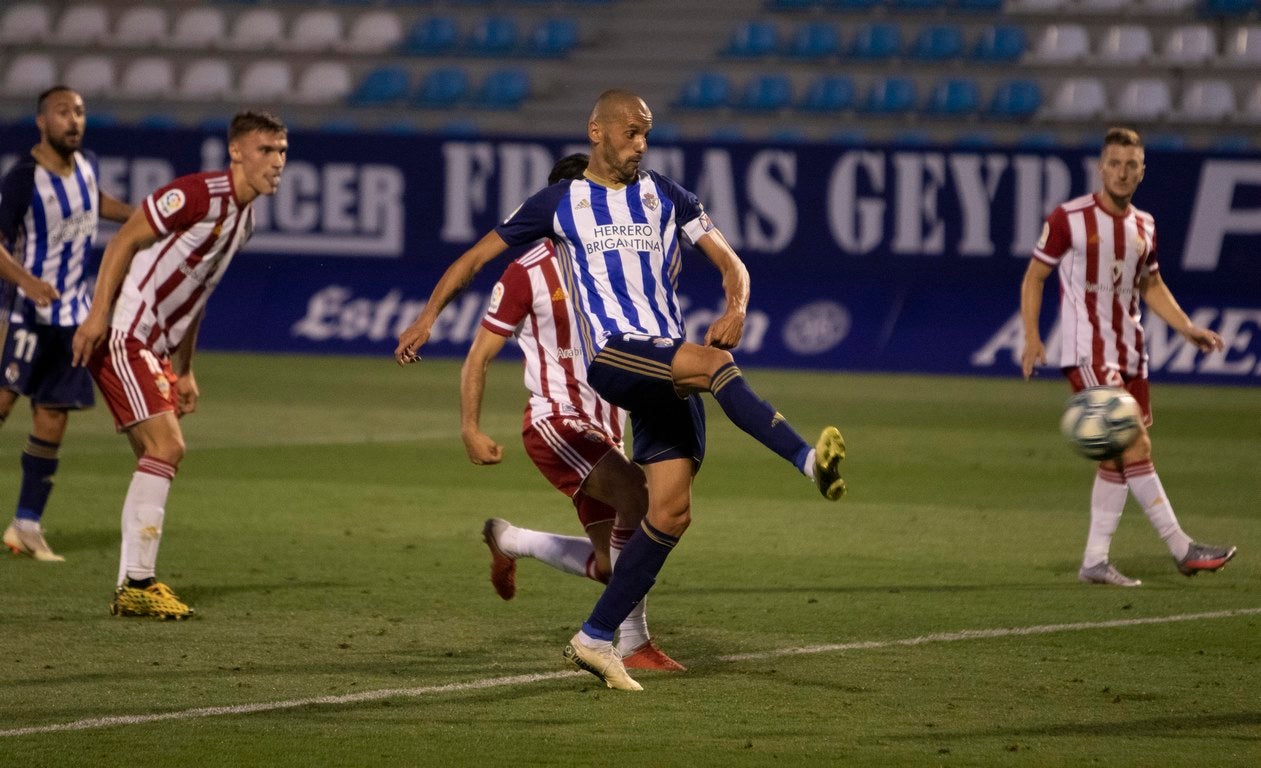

{"left": 238, "top": 60, "right": 292, "bottom": 102}
{"left": 347, "top": 66, "right": 410, "bottom": 106}
{"left": 1221, "top": 25, "right": 1261, "bottom": 67}
{"left": 952, "top": 0, "right": 1002, "bottom": 10}
{"left": 0, "top": 4, "right": 51, "bottom": 45}
{"left": 1044, "top": 77, "right": 1106, "bottom": 120}
{"left": 1203, "top": 0, "right": 1253, "bottom": 15}
{"left": 113, "top": 6, "right": 168, "bottom": 48}
{"left": 467, "top": 16, "right": 519, "bottom": 55}
{"left": 987, "top": 79, "right": 1041, "bottom": 119}
{"left": 476, "top": 68, "right": 530, "bottom": 109}
{"left": 972, "top": 25, "right": 1027, "bottom": 62}
{"left": 178, "top": 58, "right": 234, "bottom": 101}
{"left": 1112, "top": 78, "right": 1172, "bottom": 121}
{"left": 797, "top": 75, "right": 856, "bottom": 112}
{"left": 414, "top": 66, "right": 471, "bottom": 108}
{"left": 1162, "top": 25, "right": 1216, "bottom": 66}
{"left": 674, "top": 72, "right": 731, "bottom": 110}
{"left": 1245, "top": 84, "right": 1261, "bottom": 124}
{"left": 55, "top": 4, "right": 110, "bottom": 46}
{"left": 294, "top": 61, "right": 352, "bottom": 105}
{"left": 862, "top": 76, "right": 917, "bottom": 114}
{"left": 924, "top": 77, "right": 980, "bottom": 116}
{"left": 784, "top": 22, "right": 841, "bottom": 59}
{"left": 910, "top": 24, "right": 965, "bottom": 61}
{"left": 1096, "top": 25, "right": 1152, "bottom": 65}
{"left": 1173, "top": 79, "right": 1235, "bottom": 122}
{"left": 402, "top": 17, "right": 460, "bottom": 55}
{"left": 1076, "top": 0, "right": 1128, "bottom": 11}
{"left": 735, "top": 74, "right": 793, "bottom": 111}
{"left": 849, "top": 23, "right": 902, "bottom": 60}
{"left": 1029, "top": 24, "right": 1089, "bottom": 64}
{"left": 724, "top": 20, "right": 779, "bottom": 58}
{"left": 119, "top": 57, "right": 175, "bottom": 99}
{"left": 823, "top": 0, "right": 880, "bottom": 8}
{"left": 62, "top": 55, "right": 116, "bottom": 98}
{"left": 343, "top": 11, "right": 404, "bottom": 54}
{"left": 890, "top": 0, "right": 945, "bottom": 10}
{"left": 527, "top": 18, "right": 579, "bottom": 58}
{"left": 228, "top": 8, "right": 285, "bottom": 51}
{"left": 1139, "top": 0, "right": 1196, "bottom": 12}
{"left": 288, "top": 10, "right": 344, "bottom": 52}
{"left": 1007, "top": 0, "right": 1068, "bottom": 10}
{"left": 169, "top": 8, "right": 226, "bottom": 50}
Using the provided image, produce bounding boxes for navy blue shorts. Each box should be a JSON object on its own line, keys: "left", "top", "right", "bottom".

{"left": 1, "top": 318, "right": 95, "bottom": 410}
{"left": 587, "top": 333, "right": 705, "bottom": 466}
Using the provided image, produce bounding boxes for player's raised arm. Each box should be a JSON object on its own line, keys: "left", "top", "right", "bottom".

{"left": 71, "top": 209, "right": 159, "bottom": 366}
{"left": 395, "top": 230, "right": 511, "bottom": 365}
{"left": 693, "top": 228, "right": 750, "bottom": 350}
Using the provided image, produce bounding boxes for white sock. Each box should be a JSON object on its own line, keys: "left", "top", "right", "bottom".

{"left": 501, "top": 524, "right": 594, "bottom": 578}
{"left": 1124, "top": 460, "right": 1191, "bottom": 559}
{"left": 576, "top": 629, "right": 611, "bottom": 650}
{"left": 13, "top": 518, "right": 40, "bottom": 532}
{"left": 1083, "top": 467, "right": 1128, "bottom": 567}
{"left": 610, "top": 529, "right": 650, "bottom": 655}
{"left": 803, "top": 448, "right": 816, "bottom": 479}
{"left": 118, "top": 459, "right": 175, "bottom": 586}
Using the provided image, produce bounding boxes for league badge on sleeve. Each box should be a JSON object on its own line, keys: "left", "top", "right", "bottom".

{"left": 488, "top": 281, "right": 505, "bottom": 313}
{"left": 156, "top": 189, "right": 186, "bottom": 219}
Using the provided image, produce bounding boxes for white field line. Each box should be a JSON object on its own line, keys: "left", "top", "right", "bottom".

{"left": 3, "top": 607, "right": 1258, "bottom": 738}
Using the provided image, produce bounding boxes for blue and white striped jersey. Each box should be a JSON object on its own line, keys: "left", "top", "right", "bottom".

{"left": 496, "top": 169, "right": 715, "bottom": 361}
{"left": 0, "top": 151, "right": 101, "bottom": 326}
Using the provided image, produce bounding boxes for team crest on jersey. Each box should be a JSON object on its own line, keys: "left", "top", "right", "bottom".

{"left": 641, "top": 192, "right": 659, "bottom": 211}
{"left": 1036, "top": 222, "right": 1050, "bottom": 250}
{"left": 157, "top": 189, "right": 186, "bottom": 218}
{"left": 575, "top": 199, "right": 590, "bottom": 210}
{"left": 488, "top": 282, "right": 505, "bottom": 313}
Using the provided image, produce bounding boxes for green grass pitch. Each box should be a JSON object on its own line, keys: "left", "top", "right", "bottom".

{"left": 1, "top": 352, "right": 1257, "bottom": 767}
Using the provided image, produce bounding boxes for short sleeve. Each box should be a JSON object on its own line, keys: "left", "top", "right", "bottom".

{"left": 480, "top": 260, "right": 534, "bottom": 337}
{"left": 496, "top": 183, "right": 569, "bottom": 247}
{"left": 0, "top": 162, "right": 34, "bottom": 245}
{"left": 143, "top": 174, "right": 211, "bottom": 238}
{"left": 651, "top": 172, "right": 714, "bottom": 245}
{"left": 1032, "top": 206, "right": 1070, "bottom": 265}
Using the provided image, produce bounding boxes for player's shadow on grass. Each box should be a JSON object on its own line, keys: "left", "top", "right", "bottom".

{"left": 38, "top": 527, "right": 117, "bottom": 553}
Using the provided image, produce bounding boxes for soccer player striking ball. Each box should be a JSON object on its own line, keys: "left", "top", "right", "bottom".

{"left": 0, "top": 86, "right": 133, "bottom": 561}
{"left": 465, "top": 153, "right": 681, "bottom": 672}
{"left": 397, "top": 89, "right": 845, "bottom": 690}
{"left": 71, "top": 111, "right": 288, "bottom": 619}
{"left": 1020, "top": 126, "right": 1236, "bottom": 588}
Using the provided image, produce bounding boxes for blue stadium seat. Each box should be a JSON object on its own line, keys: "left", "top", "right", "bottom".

{"left": 735, "top": 74, "right": 793, "bottom": 111}
{"left": 784, "top": 22, "right": 841, "bottom": 59}
{"left": 972, "top": 25, "right": 1027, "bottom": 62}
{"left": 953, "top": 0, "right": 1002, "bottom": 9}
{"left": 348, "top": 66, "right": 410, "bottom": 106}
{"left": 823, "top": 0, "right": 881, "bottom": 9}
{"left": 527, "top": 17, "right": 578, "bottom": 57}
{"left": 724, "top": 20, "right": 779, "bottom": 57}
{"left": 1202, "top": 0, "right": 1253, "bottom": 15}
{"left": 849, "top": 23, "right": 901, "bottom": 60}
{"left": 798, "top": 75, "right": 856, "bottom": 111}
{"left": 476, "top": 68, "right": 530, "bottom": 109}
{"left": 467, "top": 15, "right": 518, "bottom": 55}
{"left": 890, "top": 0, "right": 945, "bottom": 9}
{"left": 674, "top": 72, "right": 731, "bottom": 109}
{"left": 414, "top": 67, "right": 471, "bottom": 108}
{"left": 863, "top": 76, "right": 917, "bottom": 113}
{"left": 402, "top": 17, "right": 459, "bottom": 55}
{"left": 988, "top": 79, "right": 1041, "bottom": 119}
{"left": 925, "top": 78, "right": 980, "bottom": 116}
{"left": 910, "top": 24, "right": 964, "bottom": 61}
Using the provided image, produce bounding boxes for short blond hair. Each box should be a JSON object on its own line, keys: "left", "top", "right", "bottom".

{"left": 1103, "top": 127, "right": 1142, "bottom": 150}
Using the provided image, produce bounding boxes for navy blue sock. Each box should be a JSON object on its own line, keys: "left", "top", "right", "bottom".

{"left": 711, "top": 363, "right": 810, "bottom": 471}
{"left": 16, "top": 436, "right": 59, "bottom": 523}
{"left": 582, "top": 520, "right": 679, "bottom": 640}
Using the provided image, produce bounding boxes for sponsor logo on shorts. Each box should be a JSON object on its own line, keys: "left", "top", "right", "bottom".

{"left": 155, "top": 374, "right": 171, "bottom": 399}
{"left": 652, "top": 337, "right": 674, "bottom": 348}
{"left": 5, "top": 363, "right": 19, "bottom": 385}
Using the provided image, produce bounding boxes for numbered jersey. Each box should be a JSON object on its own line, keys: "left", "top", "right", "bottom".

{"left": 1033, "top": 192, "right": 1158, "bottom": 379}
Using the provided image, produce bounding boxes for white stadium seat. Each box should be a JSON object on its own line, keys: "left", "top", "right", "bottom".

{"left": 238, "top": 60, "right": 293, "bottom": 102}
{"left": 0, "top": 4, "right": 51, "bottom": 45}
{"left": 228, "top": 8, "right": 285, "bottom": 51}
{"left": 288, "top": 10, "right": 343, "bottom": 52}
{"left": 1096, "top": 25, "right": 1152, "bottom": 65}
{"left": 295, "top": 61, "right": 353, "bottom": 105}
{"left": 1162, "top": 25, "right": 1216, "bottom": 66}
{"left": 3, "top": 53, "right": 57, "bottom": 97}
{"left": 341, "top": 11, "right": 403, "bottom": 54}
{"left": 1220, "top": 26, "right": 1261, "bottom": 67}
{"left": 54, "top": 4, "right": 111, "bottom": 47}
{"left": 1242, "top": 83, "right": 1261, "bottom": 124}
{"left": 1113, "top": 79, "right": 1172, "bottom": 121}
{"left": 1029, "top": 24, "right": 1089, "bottom": 64}
{"left": 114, "top": 6, "right": 168, "bottom": 48}
{"left": 169, "top": 7, "right": 227, "bottom": 50}
{"left": 179, "top": 58, "right": 234, "bottom": 101}
{"left": 1044, "top": 77, "right": 1106, "bottom": 120}
{"left": 62, "top": 55, "right": 117, "bottom": 98}
{"left": 1174, "top": 79, "right": 1236, "bottom": 122}
{"left": 119, "top": 57, "right": 175, "bottom": 99}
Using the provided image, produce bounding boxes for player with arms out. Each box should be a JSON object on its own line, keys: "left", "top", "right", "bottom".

{"left": 466, "top": 153, "right": 681, "bottom": 672}
{"left": 1020, "top": 126, "right": 1236, "bottom": 588}
{"left": 398, "top": 89, "right": 846, "bottom": 690}
{"left": 1, "top": 86, "right": 133, "bottom": 561}
{"left": 71, "top": 111, "right": 288, "bottom": 618}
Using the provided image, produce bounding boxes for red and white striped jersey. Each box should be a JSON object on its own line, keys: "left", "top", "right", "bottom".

{"left": 480, "top": 241, "right": 625, "bottom": 442}
{"left": 112, "top": 170, "right": 254, "bottom": 356}
{"left": 1033, "top": 192, "right": 1158, "bottom": 378}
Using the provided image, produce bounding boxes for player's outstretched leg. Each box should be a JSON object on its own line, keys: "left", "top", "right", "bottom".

{"left": 813, "top": 426, "right": 847, "bottom": 501}
{"left": 1175, "top": 542, "right": 1237, "bottom": 576}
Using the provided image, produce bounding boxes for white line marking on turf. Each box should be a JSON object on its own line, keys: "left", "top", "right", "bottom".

{"left": 3, "top": 607, "right": 1257, "bottom": 738}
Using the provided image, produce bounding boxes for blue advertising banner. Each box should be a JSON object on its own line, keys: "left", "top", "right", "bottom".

{"left": 2, "top": 125, "right": 1258, "bottom": 384}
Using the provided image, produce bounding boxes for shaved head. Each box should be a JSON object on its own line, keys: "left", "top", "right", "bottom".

{"left": 590, "top": 89, "right": 649, "bottom": 124}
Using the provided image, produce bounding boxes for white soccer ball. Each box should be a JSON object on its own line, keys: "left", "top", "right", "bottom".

{"left": 1060, "top": 387, "right": 1141, "bottom": 461}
